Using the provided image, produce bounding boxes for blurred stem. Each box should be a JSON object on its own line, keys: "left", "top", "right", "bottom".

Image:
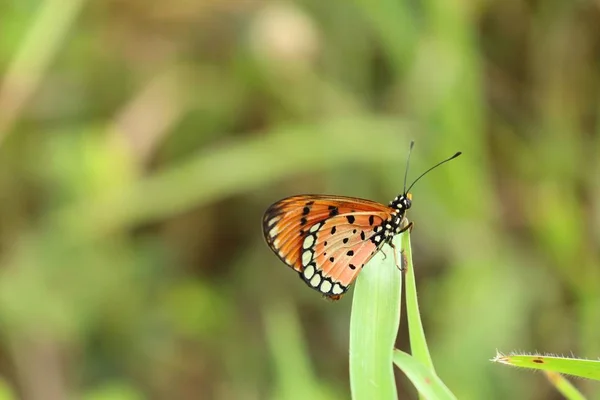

{"left": 0, "top": 0, "right": 86, "bottom": 144}
{"left": 543, "top": 371, "right": 587, "bottom": 400}
{"left": 9, "top": 336, "right": 69, "bottom": 400}
{"left": 108, "top": 66, "right": 192, "bottom": 167}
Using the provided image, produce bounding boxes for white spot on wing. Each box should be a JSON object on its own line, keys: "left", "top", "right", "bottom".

{"left": 309, "top": 222, "right": 322, "bottom": 233}
{"left": 303, "top": 234, "right": 315, "bottom": 249}
{"left": 303, "top": 264, "right": 315, "bottom": 279}
{"left": 302, "top": 250, "right": 313, "bottom": 266}
{"left": 269, "top": 226, "right": 279, "bottom": 237}
{"left": 332, "top": 283, "right": 344, "bottom": 295}
{"left": 310, "top": 273, "right": 322, "bottom": 287}
{"left": 320, "top": 279, "right": 332, "bottom": 293}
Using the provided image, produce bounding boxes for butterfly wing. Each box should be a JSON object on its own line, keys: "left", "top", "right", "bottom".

{"left": 263, "top": 195, "right": 394, "bottom": 299}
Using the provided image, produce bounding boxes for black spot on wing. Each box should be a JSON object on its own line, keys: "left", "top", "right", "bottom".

{"left": 346, "top": 215, "right": 355, "bottom": 224}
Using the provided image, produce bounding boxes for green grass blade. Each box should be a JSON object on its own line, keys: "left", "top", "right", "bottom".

{"left": 349, "top": 235, "right": 403, "bottom": 400}
{"left": 543, "top": 371, "right": 587, "bottom": 400}
{"left": 492, "top": 351, "right": 600, "bottom": 381}
{"left": 393, "top": 350, "right": 457, "bottom": 400}
{"left": 403, "top": 232, "right": 435, "bottom": 371}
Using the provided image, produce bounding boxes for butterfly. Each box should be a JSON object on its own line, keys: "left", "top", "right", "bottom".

{"left": 262, "top": 142, "right": 461, "bottom": 300}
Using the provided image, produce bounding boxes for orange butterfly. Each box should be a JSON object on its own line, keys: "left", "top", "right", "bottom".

{"left": 263, "top": 142, "right": 461, "bottom": 300}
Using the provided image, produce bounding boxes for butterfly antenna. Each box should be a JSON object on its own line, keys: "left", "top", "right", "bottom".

{"left": 406, "top": 151, "right": 462, "bottom": 193}
{"left": 403, "top": 140, "right": 415, "bottom": 194}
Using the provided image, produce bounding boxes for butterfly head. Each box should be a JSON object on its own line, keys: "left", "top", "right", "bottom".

{"left": 390, "top": 193, "right": 412, "bottom": 212}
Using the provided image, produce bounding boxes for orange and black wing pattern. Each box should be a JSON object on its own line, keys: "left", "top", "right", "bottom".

{"left": 262, "top": 195, "right": 394, "bottom": 299}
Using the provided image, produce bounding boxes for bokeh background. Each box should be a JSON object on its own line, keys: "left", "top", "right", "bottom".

{"left": 1, "top": 0, "right": 599, "bottom": 399}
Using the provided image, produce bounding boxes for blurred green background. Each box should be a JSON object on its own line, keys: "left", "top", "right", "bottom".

{"left": 1, "top": 0, "right": 599, "bottom": 399}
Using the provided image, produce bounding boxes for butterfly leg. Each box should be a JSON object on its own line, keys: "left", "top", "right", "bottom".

{"left": 388, "top": 242, "right": 406, "bottom": 272}
{"left": 398, "top": 221, "right": 414, "bottom": 234}
{"left": 380, "top": 248, "right": 388, "bottom": 260}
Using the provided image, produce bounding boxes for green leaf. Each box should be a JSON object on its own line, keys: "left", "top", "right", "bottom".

{"left": 492, "top": 351, "right": 600, "bottom": 381}
{"left": 393, "top": 350, "right": 457, "bottom": 400}
{"left": 398, "top": 232, "right": 457, "bottom": 400}
{"left": 403, "top": 232, "right": 434, "bottom": 370}
{"left": 349, "top": 234, "right": 403, "bottom": 400}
